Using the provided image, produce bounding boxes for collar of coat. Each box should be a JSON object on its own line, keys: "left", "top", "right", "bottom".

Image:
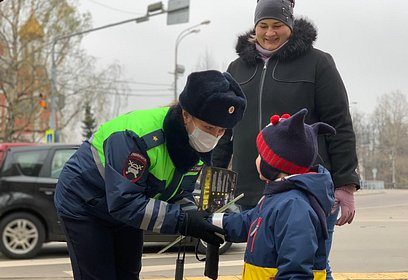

{"left": 163, "top": 105, "right": 211, "bottom": 173}
{"left": 236, "top": 18, "right": 317, "bottom": 66}
{"left": 262, "top": 176, "right": 329, "bottom": 239}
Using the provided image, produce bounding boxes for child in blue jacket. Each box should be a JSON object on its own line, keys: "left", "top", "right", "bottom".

{"left": 212, "top": 108, "right": 336, "bottom": 280}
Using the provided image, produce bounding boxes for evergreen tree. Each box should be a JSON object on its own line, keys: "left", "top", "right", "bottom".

{"left": 81, "top": 102, "right": 97, "bottom": 139}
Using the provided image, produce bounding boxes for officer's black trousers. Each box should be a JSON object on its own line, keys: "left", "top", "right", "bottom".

{"left": 60, "top": 216, "right": 143, "bottom": 280}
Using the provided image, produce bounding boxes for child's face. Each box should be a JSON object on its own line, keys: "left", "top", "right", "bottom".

{"left": 255, "top": 155, "right": 269, "bottom": 182}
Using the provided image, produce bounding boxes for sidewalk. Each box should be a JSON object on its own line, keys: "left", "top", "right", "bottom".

{"left": 3, "top": 274, "right": 408, "bottom": 280}
{"left": 141, "top": 273, "right": 408, "bottom": 280}
{"left": 141, "top": 272, "right": 408, "bottom": 280}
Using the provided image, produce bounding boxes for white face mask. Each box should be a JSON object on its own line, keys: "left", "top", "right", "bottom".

{"left": 188, "top": 122, "right": 223, "bottom": 153}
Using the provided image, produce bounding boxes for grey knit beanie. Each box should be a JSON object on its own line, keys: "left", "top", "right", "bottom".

{"left": 254, "top": 0, "right": 295, "bottom": 30}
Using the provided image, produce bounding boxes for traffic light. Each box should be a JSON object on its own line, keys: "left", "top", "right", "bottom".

{"left": 39, "top": 93, "right": 47, "bottom": 109}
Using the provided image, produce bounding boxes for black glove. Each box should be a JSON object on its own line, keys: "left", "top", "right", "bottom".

{"left": 179, "top": 210, "right": 225, "bottom": 246}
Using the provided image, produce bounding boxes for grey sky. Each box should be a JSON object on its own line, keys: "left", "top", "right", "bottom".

{"left": 77, "top": 0, "right": 408, "bottom": 115}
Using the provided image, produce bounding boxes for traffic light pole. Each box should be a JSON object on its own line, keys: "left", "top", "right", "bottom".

{"left": 50, "top": 41, "right": 57, "bottom": 134}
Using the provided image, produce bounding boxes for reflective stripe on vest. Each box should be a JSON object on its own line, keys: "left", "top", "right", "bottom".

{"left": 139, "top": 198, "right": 168, "bottom": 232}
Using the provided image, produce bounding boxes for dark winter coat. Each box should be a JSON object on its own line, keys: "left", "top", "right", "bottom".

{"left": 213, "top": 18, "right": 360, "bottom": 207}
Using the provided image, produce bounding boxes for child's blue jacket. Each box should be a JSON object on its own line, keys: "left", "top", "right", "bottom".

{"left": 212, "top": 165, "right": 334, "bottom": 280}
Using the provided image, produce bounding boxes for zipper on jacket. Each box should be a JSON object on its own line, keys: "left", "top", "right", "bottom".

{"left": 249, "top": 217, "right": 263, "bottom": 252}
{"left": 258, "top": 60, "right": 268, "bottom": 131}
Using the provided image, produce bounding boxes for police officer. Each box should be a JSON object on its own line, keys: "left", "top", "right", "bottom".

{"left": 54, "top": 70, "right": 247, "bottom": 280}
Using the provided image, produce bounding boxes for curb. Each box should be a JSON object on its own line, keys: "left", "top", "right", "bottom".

{"left": 140, "top": 273, "right": 408, "bottom": 280}
{"left": 333, "top": 273, "right": 408, "bottom": 280}
{"left": 1, "top": 273, "right": 408, "bottom": 279}
{"left": 355, "top": 190, "right": 385, "bottom": 196}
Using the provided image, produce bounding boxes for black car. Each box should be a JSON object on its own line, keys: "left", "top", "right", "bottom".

{"left": 0, "top": 144, "right": 232, "bottom": 259}
{"left": 0, "top": 144, "right": 78, "bottom": 259}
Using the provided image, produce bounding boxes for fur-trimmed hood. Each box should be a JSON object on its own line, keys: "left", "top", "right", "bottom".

{"left": 236, "top": 18, "right": 317, "bottom": 66}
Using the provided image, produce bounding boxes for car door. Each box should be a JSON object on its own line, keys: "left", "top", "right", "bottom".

{"left": 0, "top": 148, "right": 48, "bottom": 206}
{"left": 36, "top": 146, "right": 77, "bottom": 239}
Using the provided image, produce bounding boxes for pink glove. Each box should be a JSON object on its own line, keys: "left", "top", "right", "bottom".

{"left": 331, "top": 185, "right": 356, "bottom": 226}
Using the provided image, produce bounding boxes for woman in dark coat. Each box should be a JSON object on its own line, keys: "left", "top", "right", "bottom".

{"left": 212, "top": 1, "right": 360, "bottom": 279}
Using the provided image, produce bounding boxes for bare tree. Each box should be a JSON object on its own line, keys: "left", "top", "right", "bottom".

{"left": 60, "top": 59, "right": 128, "bottom": 143}
{"left": 0, "top": 0, "right": 87, "bottom": 141}
{"left": 0, "top": 0, "right": 127, "bottom": 143}
{"left": 372, "top": 91, "right": 408, "bottom": 188}
{"left": 351, "top": 109, "right": 369, "bottom": 180}
{"left": 194, "top": 48, "right": 219, "bottom": 71}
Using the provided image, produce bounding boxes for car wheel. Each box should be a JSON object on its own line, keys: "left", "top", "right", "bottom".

{"left": 0, "top": 212, "right": 45, "bottom": 259}
{"left": 197, "top": 239, "right": 232, "bottom": 255}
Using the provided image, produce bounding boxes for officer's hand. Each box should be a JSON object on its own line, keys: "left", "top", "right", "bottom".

{"left": 179, "top": 210, "right": 225, "bottom": 246}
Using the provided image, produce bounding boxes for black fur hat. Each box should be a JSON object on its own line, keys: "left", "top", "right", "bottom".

{"left": 179, "top": 70, "right": 247, "bottom": 129}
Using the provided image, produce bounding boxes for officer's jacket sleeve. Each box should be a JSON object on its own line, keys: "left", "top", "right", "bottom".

{"left": 272, "top": 198, "right": 319, "bottom": 280}
{"left": 103, "top": 131, "right": 183, "bottom": 234}
{"left": 168, "top": 190, "right": 198, "bottom": 212}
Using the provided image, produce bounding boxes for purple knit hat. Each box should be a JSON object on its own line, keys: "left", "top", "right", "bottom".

{"left": 256, "top": 108, "right": 336, "bottom": 180}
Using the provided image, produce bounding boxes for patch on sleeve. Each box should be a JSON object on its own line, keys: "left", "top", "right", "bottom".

{"left": 123, "top": 152, "right": 147, "bottom": 183}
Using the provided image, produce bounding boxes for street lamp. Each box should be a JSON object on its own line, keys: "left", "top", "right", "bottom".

{"left": 174, "top": 29, "right": 199, "bottom": 99}
{"left": 173, "top": 20, "right": 210, "bottom": 101}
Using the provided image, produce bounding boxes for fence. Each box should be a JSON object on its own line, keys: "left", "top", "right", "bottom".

{"left": 360, "top": 180, "right": 385, "bottom": 190}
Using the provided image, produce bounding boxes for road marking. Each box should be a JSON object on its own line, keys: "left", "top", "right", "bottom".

{"left": 354, "top": 219, "right": 408, "bottom": 222}
{"left": 0, "top": 253, "right": 193, "bottom": 268}
{"left": 0, "top": 258, "right": 71, "bottom": 268}
{"left": 358, "top": 203, "right": 408, "bottom": 210}
{"left": 63, "top": 271, "right": 73, "bottom": 276}
{"left": 60, "top": 260, "right": 245, "bottom": 277}
{"left": 142, "top": 259, "right": 244, "bottom": 272}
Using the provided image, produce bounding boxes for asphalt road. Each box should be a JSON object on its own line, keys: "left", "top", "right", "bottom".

{"left": 0, "top": 189, "right": 407, "bottom": 279}
{"left": 330, "top": 188, "right": 408, "bottom": 273}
